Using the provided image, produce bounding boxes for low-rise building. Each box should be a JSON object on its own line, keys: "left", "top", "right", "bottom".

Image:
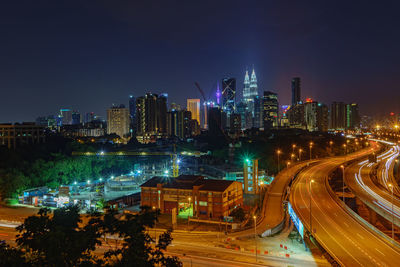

{"left": 140, "top": 175, "right": 243, "bottom": 219}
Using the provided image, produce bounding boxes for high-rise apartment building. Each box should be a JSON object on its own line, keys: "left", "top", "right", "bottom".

{"left": 291, "top": 77, "right": 301, "bottom": 106}
{"left": 304, "top": 100, "right": 329, "bottom": 132}
{"left": 222, "top": 78, "right": 236, "bottom": 115}
{"left": 187, "top": 99, "right": 200, "bottom": 125}
{"left": 136, "top": 93, "right": 168, "bottom": 142}
{"left": 107, "top": 105, "right": 130, "bottom": 140}
{"left": 262, "top": 91, "right": 279, "bottom": 129}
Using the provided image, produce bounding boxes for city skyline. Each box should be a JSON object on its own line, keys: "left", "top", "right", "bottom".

{"left": 2, "top": 1, "right": 400, "bottom": 122}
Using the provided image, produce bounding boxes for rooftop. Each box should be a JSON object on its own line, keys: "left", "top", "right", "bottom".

{"left": 141, "top": 175, "right": 237, "bottom": 192}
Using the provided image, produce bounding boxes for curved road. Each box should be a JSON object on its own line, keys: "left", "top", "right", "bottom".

{"left": 290, "top": 146, "right": 400, "bottom": 266}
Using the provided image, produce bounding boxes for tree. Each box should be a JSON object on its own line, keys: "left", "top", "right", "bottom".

{"left": 230, "top": 207, "right": 246, "bottom": 223}
{"left": 4, "top": 205, "right": 181, "bottom": 267}
{"left": 0, "top": 241, "right": 27, "bottom": 266}
{"left": 102, "top": 206, "right": 182, "bottom": 267}
{"left": 16, "top": 206, "right": 102, "bottom": 266}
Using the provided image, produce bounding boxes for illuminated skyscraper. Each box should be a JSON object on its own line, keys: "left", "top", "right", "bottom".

{"left": 187, "top": 99, "right": 200, "bottom": 125}
{"left": 222, "top": 78, "right": 236, "bottom": 115}
{"left": 107, "top": 105, "right": 130, "bottom": 139}
{"left": 60, "top": 109, "right": 72, "bottom": 125}
{"left": 136, "top": 93, "right": 168, "bottom": 143}
{"left": 243, "top": 68, "right": 258, "bottom": 118}
{"left": 262, "top": 91, "right": 278, "bottom": 129}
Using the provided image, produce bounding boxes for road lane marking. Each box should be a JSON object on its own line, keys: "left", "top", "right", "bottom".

{"left": 375, "top": 248, "right": 385, "bottom": 256}
{"left": 356, "top": 233, "right": 364, "bottom": 240}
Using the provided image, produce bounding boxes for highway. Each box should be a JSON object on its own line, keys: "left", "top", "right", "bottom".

{"left": 290, "top": 146, "right": 400, "bottom": 266}
{"left": 344, "top": 142, "right": 400, "bottom": 228}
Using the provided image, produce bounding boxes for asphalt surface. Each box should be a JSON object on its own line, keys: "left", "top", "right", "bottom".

{"left": 290, "top": 146, "right": 400, "bottom": 266}
{"left": 345, "top": 143, "right": 400, "bottom": 228}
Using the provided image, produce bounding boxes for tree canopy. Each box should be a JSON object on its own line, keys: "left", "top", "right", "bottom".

{"left": 0, "top": 205, "right": 182, "bottom": 267}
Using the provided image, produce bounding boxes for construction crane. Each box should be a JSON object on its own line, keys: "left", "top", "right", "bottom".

{"left": 194, "top": 82, "right": 207, "bottom": 102}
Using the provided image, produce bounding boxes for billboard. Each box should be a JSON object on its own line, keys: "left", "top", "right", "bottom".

{"left": 288, "top": 202, "right": 304, "bottom": 238}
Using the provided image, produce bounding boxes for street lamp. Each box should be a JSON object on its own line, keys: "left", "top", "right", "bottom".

{"left": 309, "top": 179, "right": 315, "bottom": 235}
{"left": 388, "top": 183, "right": 395, "bottom": 241}
{"left": 341, "top": 165, "right": 345, "bottom": 203}
{"left": 309, "top": 142, "right": 314, "bottom": 160}
{"left": 292, "top": 144, "right": 296, "bottom": 154}
{"left": 276, "top": 150, "right": 282, "bottom": 172}
{"left": 299, "top": 148, "right": 303, "bottom": 161}
{"left": 343, "top": 144, "right": 347, "bottom": 155}
{"left": 188, "top": 197, "right": 192, "bottom": 229}
{"left": 152, "top": 206, "right": 157, "bottom": 244}
{"left": 287, "top": 161, "right": 291, "bottom": 169}
{"left": 329, "top": 141, "right": 333, "bottom": 151}
{"left": 253, "top": 215, "right": 257, "bottom": 263}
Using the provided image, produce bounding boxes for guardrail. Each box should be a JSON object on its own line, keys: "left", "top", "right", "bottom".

{"left": 261, "top": 161, "right": 318, "bottom": 237}
{"left": 326, "top": 166, "right": 400, "bottom": 251}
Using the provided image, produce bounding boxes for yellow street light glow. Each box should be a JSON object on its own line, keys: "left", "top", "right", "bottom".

{"left": 388, "top": 183, "right": 393, "bottom": 188}
{"left": 253, "top": 215, "right": 257, "bottom": 220}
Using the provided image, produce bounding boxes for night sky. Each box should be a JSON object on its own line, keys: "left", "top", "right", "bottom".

{"left": 1, "top": 1, "right": 400, "bottom": 122}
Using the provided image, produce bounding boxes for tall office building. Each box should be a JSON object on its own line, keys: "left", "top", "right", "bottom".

{"left": 208, "top": 107, "right": 223, "bottom": 135}
{"left": 222, "top": 78, "right": 236, "bottom": 115}
{"left": 253, "top": 96, "right": 263, "bottom": 128}
{"left": 187, "top": 99, "right": 201, "bottom": 125}
{"left": 167, "top": 110, "right": 191, "bottom": 139}
{"left": 291, "top": 77, "right": 301, "bottom": 106}
{"left": 287, "top": 104, "right": 305, "bottom": 129}
{"left": 136, "top": 93, "right": 168, "bottom": 142}
{"left": 60, "top": 109, "right": 72, "bottom": 125}
{"left": 107, "top": 105, "right": 130, "bottom": 139}
{"left": 71, "top": 111, "right": 81, "bottom": 125}
{"left": 262, "top": 91, "right": 279, "bottom": 129}
{"left": 243, "top": 68, "right": 259, "bottom": 117}
{"left": 330, "top": 102, "right": 347, "bottom": 130}
{"left": 346, "top": 103, "right": 360, "bottom": 129}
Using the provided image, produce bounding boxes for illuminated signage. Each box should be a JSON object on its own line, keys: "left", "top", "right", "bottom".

{"left": 288, "top": 202, "right": 304, "bottom": 238}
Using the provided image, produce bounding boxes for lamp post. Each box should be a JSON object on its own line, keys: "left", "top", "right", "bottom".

{"left": 309, "top": 179, "right": 315, "bottom": 235}
{"left": 388, "top": 183, "right": 395, "bottom": 241}
{"left": 292, "top": 144, "right": 296, "bottom": 154}
{"left": 152, "top": 206, "right": 157, "bottom": 244}
{"left": 188, "top": 197, "right": 191, "bottom": 229}
{"left": 277, "top": 150, "right": 281, "bottom": 172}
{"left": 299, "top": 148, "right": 303, "bottom": 161}
{"left": 287, "top": 161, "right": 291, "bottom": 169}
{"left": 329, "top": 141, "right": 333, "bottom": 152}
{"left": 309, "top": 142, "right": 314, "bottom": 160}
{"left": 341, "top": 165, "right": 345, "bottom": 203}
{"left": 253, "top": 215, "right": 257, "bottom": 263}
{"left": 343, "top": 144, "right": 347, "bottom": 155}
